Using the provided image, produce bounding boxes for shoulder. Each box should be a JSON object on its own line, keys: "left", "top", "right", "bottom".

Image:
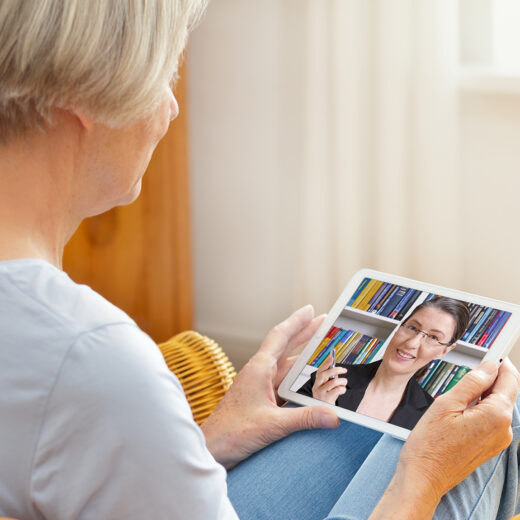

{"left": 0, "top": 259, "right": 133, "bottom": 332}
{"left": 409, "top": 378, "right": 435, "bottom": 406}
{"left": 31, "top": 321, "right": 236, "bottom": 518}
{"left": 338, "top": 360, "right": 381, "bottom": 386}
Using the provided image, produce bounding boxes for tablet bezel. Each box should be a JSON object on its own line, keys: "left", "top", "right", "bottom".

{"left": 277, "top": 268, "right": 520, "bottom": 440}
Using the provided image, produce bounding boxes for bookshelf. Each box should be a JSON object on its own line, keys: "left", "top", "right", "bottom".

{"left": 291, "top": 277, "right": 510, "bottom": 394}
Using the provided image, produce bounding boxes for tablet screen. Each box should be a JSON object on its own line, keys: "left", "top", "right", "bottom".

{"left": 283, "top": 271, "right": 519, "bottom": 436}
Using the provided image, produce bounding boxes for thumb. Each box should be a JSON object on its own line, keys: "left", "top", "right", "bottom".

{"left": 279, "top": 405, "right": 339, "bottom": 435}
{"left": 444, "top": 361, "right": 499, "bottom": 408}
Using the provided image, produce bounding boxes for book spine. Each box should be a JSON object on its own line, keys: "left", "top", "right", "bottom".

{"left": 353, "top": 337, "right": 374, "bottom": 364}
{"left": 466, "top": 307, "right": 493, "bottom": 344}
{"left": 483, "top": 311, "right": 511, "bottom": 349}
{"left": 476, "top": 310, "right": 502, "bottom": 346}
{"left": 425, "top": 361, "right": 450, "bottom": 394}
{"left": 315, "top": 329, "right": 346, "bottom": 367}
{"left": 309, "top": 326, "right": 339, "bottom": 365}
{"left": 358, "top": 338, "right": 378, "bottom": 364}
{"left": 346, "top": 277, "right": 370, "bottom": 307}
{"left": 338, "top": 332, "right": 363, "bottom": 364}
{"left": 334, "top": 330, "right": 355, "bottom": 359}
{"left": 445, "top": 366, "right": 470, "bottom": 392}
{"left": 417, "top": 360, "right": 437, "bottom": 385}
{"left": 462, "top": 306, "right": 485, "bottom": 342}
{"left": 436, "top": 364, "right": 459, "bottom": 396}
{"left": 359, "top": 281, "right": 384, "bottom": 311}
{"left": 365, "top": 339, "right": 384, "bottom": 363}
{"left": 376, "top": 285, "right": 399, "bottom": 316}
{"left": 367, "top": 282, "right": 392, "bottom": 313}
{"left": 374, "top": 284, "right": 396, "bottom": 312}
{"left": 389, "top": 288, "right": 414, "bottom": 319}
{"left": 351, "top": 279, "right": 377, "bottom": 309}
{"left": 336, "top": 331, "right": 360, "bottom": 363}
{"left": 429, "top": 363, "right": 453, "bottom": 397}
{"left": 395, "top": 290, "right": 422, "bottom": 321}
{"left": 420, "top": 360, "right": 442, "bottom": 389}
{"left": 343, "top": 334, "right": 367, "bottom": 364}
{"left": 381, "top": 286, "right": 407, "bottom": 318}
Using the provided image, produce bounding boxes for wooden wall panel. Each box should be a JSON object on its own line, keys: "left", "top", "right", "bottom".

{"left": 63, "top": 75, "right": 193, "bottom": 343}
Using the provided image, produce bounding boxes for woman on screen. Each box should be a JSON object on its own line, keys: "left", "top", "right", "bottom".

{"left": 299, "top": 297, "right": 470, "bottom": 429}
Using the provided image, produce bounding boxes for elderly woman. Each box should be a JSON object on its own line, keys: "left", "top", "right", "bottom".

{"left": 301, "top": 297, "right": 470, "bottom": 429}
{"left": 0, "top": 2, "right": 518, "bottom": 520}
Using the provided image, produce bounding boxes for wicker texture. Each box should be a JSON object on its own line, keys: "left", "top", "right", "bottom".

{"left": 158, "top": 331, "right": 236, "bottom": 425}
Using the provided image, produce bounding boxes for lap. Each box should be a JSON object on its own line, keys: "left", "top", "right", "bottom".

{"left": 228, "top": 397, "right": 520, "bottom": 520}
{"left": 227, "top": 419, "right": 382, "bottom": 520}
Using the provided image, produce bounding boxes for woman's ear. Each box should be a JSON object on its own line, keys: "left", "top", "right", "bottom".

{"left": 69, "top": 107, "right": 94, "bottom": 131}
{"left": 441, "top": 343, "right": 457, "bottom": 357}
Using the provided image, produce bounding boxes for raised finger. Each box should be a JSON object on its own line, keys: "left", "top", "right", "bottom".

{"left": 317, "top": 355, "right": 334, "bottom": 374}
{"left": 321, "top": 376, "right": 347, "bottom": 393}
{"left": 286, "top": 315, "right": 327, "bottom": 354}
{"left": 260, "top": 305, "right": 315, "bottom": 360}
{"left": 485, "top": 358, "right": 520, "bottom": 407}
{"left": 315, "top": 366, "right": 345, "bottom": 386}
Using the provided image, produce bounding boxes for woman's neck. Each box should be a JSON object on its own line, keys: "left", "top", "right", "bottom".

{"left": 0, "top": 126, "right": 83, "bottom": 269}
{"left": 370, "top": 362, "right": 413, "bottom": 396}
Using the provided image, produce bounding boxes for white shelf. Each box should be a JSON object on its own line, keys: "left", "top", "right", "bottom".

{"left": 342, "top": 305, "right": 397, "bottom": 325}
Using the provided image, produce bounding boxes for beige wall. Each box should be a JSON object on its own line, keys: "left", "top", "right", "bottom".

{"left": 187, "top": 0, "right": 520, "bottom": 369}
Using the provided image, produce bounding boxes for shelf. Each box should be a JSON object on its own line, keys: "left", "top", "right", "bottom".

{"left": 342, "top": 305, "right": 397, "bottom": 325}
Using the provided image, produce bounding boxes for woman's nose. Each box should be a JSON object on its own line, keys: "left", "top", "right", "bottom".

{"left": 404, "top": 333, "right": 422, "bottom": 349}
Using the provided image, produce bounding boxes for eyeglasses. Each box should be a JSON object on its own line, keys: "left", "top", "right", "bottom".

{"left": 399, "top": 324, "right": 453, "bottom": 348}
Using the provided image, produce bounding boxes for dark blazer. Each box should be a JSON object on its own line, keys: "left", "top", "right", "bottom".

{"left": 298, "top": 360, "right": 434, "bottom": 430}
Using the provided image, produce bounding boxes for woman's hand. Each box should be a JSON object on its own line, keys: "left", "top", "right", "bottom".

{"left": 312, "top": 355, "right": 348, "bottom": 405}
{"left": 369, "top": 358, "right": 520, "bottom": 519}
{"left": 201, "top": 305, "right": 340, "bottom": 469}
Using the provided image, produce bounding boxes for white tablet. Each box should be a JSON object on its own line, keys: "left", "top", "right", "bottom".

{"left": 278, "top": 269, "right": 520, "bottom": 440}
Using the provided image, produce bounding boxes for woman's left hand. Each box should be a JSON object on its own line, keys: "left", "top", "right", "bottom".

{"left": 201, "top": 305, "right": 340, "bottom": 469}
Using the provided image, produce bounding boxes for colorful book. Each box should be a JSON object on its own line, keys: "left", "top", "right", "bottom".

{"left": 343, "top": 334, "right": 371, "bottom": 364}
{"left": 483, "top": 311, "right": 511, "bottom": 349}
{"left": 377, "top": 285, "right": 400, "bottom": 316}
{"left": 395, "top": 290, "right": 422, "bottom": 321}
{"left": 367, "top": 282, "right": 392, "bottom": 313}
{"left": 389, "top": 288, "right": 415, "bottom": 319}
{"left": 466, "top": 307, "right": 493, "bottom": 344}
{"left": 346, "top": 277, "right": 370, "bottom": 307}
{"left": 444, "top": 366, "right": 471, "bottom": 392}
{"left": 309, "top": 326, "right": 339, "bottom": 365}
{"left": 476, "top": 310, "right": 502, "bottom": 346}
{"left": 351, "top": 279, "right": 378, "bottom": 309}
{"left": 358, "top": 281, "right": 384, "bottom": 311}
{"left": 437, "top": 365, "right": 460, "bottom": 395}
{"left": 381, "top": 286, "right": 407, "bottom": 318}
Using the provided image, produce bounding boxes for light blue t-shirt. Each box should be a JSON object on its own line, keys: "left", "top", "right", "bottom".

{"left": 0, "top": 259, "right": 238, "bottom": 519}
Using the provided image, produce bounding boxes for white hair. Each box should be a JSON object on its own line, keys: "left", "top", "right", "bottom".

{"left": 0, "top": 0, "right": 207, "bottom": 143}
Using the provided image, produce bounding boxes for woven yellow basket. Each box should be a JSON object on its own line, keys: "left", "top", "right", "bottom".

{"left": 158, "top": 331, "right": 236, "bottom": 425}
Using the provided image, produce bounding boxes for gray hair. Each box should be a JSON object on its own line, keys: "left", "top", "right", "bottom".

{"left": 0, "top": 0, "right": 207, "bottom": 144}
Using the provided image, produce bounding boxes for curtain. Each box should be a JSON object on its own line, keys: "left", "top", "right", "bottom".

{"left": 283, "top": 0, "right": 461, "bottom": 313}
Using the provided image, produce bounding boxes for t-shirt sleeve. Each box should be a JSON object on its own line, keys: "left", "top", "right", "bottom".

{"left": 30, "top": 323, "right": 239, "bottom": 520}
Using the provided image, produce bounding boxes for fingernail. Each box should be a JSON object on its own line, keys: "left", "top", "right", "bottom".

{"left": 320, "top": 412, "right": 338, "bottom": 428}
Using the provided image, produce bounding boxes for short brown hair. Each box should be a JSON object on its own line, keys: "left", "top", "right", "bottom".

{"left": 405, "top": 296, "right": 470, "bottom": 344}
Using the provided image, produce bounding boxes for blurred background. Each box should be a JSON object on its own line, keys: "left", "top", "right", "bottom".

{"left": 65, "top": 0, "right": 520, "bottom": 370}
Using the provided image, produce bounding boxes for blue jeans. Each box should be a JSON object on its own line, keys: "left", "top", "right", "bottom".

{"left": 227, "top": 398, "right": 520, "bottom": 520}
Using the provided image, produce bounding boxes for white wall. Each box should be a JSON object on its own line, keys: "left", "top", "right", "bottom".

{"left": 187, "top": 0, "right": 520, "bottom": 369}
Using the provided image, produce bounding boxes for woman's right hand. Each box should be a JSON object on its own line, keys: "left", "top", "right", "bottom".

{"left": 369, "top": 358, "right": 520, "bottom": 519}
{"left": 312, "top": 355, "right": 348, "bottom": 405}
